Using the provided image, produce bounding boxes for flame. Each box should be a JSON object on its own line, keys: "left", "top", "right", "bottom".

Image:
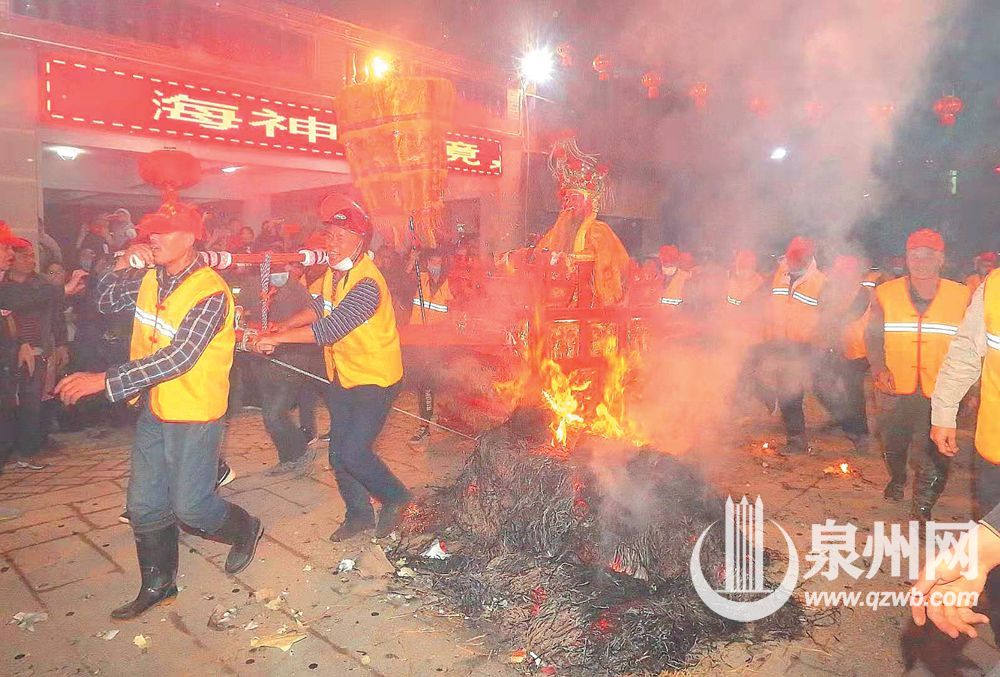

{"left": 839, "top": 462, "right": 850, "bottom": 474}
{"left": 497, "top": 318, "right": 645, "bottom": 449}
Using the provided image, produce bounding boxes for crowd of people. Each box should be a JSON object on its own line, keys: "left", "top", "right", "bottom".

{"left": 2, "top": 198, "right": 1000, "bottom": 639}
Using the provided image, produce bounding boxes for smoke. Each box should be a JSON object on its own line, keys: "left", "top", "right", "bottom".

{"left": 596, "top": 0, "right": 961, "bottom": 252}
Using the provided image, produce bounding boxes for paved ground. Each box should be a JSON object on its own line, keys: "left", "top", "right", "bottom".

{"left": 1, "top": 392, "right": 998, "bottom": 676}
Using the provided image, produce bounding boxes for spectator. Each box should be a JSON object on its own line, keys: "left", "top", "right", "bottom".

{"left": 230, "top": 226, "right": 256, "bottom": 254}
{"left": 76, "top": 215, "right": 112, "bottom": 258}
{"left": 2, "top": 242, "right": 69, "bottom": 470}
{"left": 107, "top": 208, "right": 137, "bottom": 251}
{"left": 207, "top": 217, "right": 240, "bottom": 251}
{"left": 37, "top": 218, "right": 63, "bottom": 270}
{"left": 254, "top": 219, "right": 284, "bottom": 252}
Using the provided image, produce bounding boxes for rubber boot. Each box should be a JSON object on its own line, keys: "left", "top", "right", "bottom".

{"left": 211, "top": 504, "right": 263, "bottom": 575}
{"left": 912, "top": 463, "right": 949, "bottom": 523}
{"left": 111, "top": 523, "right": 179, "bottom": 620}
{"left": 882, "top": 449, "right": 907, "bottom": 502}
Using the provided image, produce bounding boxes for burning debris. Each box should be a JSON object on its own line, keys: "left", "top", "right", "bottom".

{"left": 392, "top": 411, "right": 804, "bottom": 673}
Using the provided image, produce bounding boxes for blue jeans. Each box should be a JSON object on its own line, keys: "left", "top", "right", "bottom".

{"left": 324, "top": 380, "right": 408, "bottom": 520}
{"left": 127, "top": 404, "right": 230, "bottom": 534}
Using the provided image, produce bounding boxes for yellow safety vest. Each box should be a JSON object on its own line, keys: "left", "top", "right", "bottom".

{"left": 876, "top": 277, "right": 969, "bottom": 397}
{"left": 410, "top": 273, "right": 453, "bottom": 325}
{"left": 320, "top": 256, "right": 403, "bottom": 389}
{"left": 129, "top": 266, "right": 235, "bottom": 422}
{"left": 976, "top": 270, "right": 1000, "bottom": 462}
{"left": 766, "top": 266, "right": 826, "bottom": 343}
{"left": 659, "top": 270, "right": 691, "bottom": 307}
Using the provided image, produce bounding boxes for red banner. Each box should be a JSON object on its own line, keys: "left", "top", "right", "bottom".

{"left": 42, "top": 57, "right": 502, "bottom": 175}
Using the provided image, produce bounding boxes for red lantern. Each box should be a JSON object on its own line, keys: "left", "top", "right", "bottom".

{"left": 556, "top": 42, "right": 574, "bottom": 67}
{"left": 592, "top": 54, "right": 612, "bottom": 81}
{"left": 933, "top": 95, "right": 963, "bottom": 126}
{"left": 138, "top": 149, "right": 201, "bottom": 203}
{"left": 748, "top": 96, "right": 770, "bottom": 116}
{"left": 641, "top": 71, "right": 662, "bottom": 99}
{"left": 688, "top": 82, "right": 709, "bottom": 109}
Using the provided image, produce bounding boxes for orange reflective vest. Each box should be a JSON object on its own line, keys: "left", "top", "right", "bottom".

{"left": 410, "top": 273, "right": 453, "bottom": 325}
{"left": 875, "top": 277, "right": 970, "bottom": 397}
{"left": 725, "top": 271, "right": 764, "bottom": 308}
{"left": 129, "top": 266, "right": 235, "bottom": 422}
{"left": 766, "top": 266, "right": 826, "bottom": 343}
{"left": 320, "top": 256, "right": 403, "bottom": 389}
{"left": 659, "top": 270, "right": 691, "bottom": 307}
{"left": 976, "top": 271, "right": 1000, "bottom": 462}
{"left": 842, "top": 284, "right": 871, "bottom": 360}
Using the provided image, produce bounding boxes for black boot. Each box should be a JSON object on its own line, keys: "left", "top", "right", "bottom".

{"left": 329, "top": 514, "right": 375, "bottom": 542}
{"left": 882, "top": 449, "right": 907, "bottom": 502}
{"left": 211, "top": 505, "right": 263, "bottom": 575}
{"left": 912, "top": 465, "right": 949, "bottom": 523}
{"left": 375, "top": 492, "right": 413, "bottom": 539}
{"left": 111, "top": 524, "right": 179, "bottom": 620}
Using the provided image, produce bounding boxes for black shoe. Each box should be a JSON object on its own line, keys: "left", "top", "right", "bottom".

{"left": 329, "top": 515, "right": 375, "bottom": 542}
{"left": 212, "top": 505, "right": 263, "bottom": 575}
{"left": 215, "top": 462, "right": 235, "bottom": 489}
{"left": 883, "top": 482, "right": 905, "bottom": 502}
{"left": 111, "top": 524, "right": 179, "bottom": 620}
{"left": 375, "top": 495, "right": 412, "bottom": 539}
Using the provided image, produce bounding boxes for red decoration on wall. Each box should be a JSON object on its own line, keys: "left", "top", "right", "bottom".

{"left": 556, "top": 43, "right": 574, "bottom": 67}
{"left": 592, "top": 54, "right": 612, "bottom": 81}
{"left": 138, "top": 149, "right": 201, "bottom": 202}
{"left": 687, "top": 82, "right": 709, "bottom": 109}
{"left": 933, "top": 95, "right": 963, "bottom": 127}
{"left": 641, "top": 71, "right": 662, "bottom": 99}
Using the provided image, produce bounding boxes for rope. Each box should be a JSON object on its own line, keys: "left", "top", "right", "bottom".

{"left": 247, "top": 353, "right": 479, "bottom": 442}
{"left": 259, "top": 252, "right": 271, "bottom": 331}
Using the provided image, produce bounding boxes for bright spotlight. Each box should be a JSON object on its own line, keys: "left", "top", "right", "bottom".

{"left": 50, "top": 145, "right": 83, "bottom": 161}
{"left": 370, "top": 55, "right": 393, "bottom": 80}
{"left": 519, "top": 48, "right": 555, "bottom": 84}
{"left": 770, "top": 146, "right": 788, "bottom": 161}
{"left": 220, "top": 165, "right": 242, "bottom": 174}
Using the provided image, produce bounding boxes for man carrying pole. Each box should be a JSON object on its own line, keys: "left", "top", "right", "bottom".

{"left": 55, "top": 202, "right": 263, "bottom": 619}
{"left": 254, "top": 196, "right": 410, "bottom": 542}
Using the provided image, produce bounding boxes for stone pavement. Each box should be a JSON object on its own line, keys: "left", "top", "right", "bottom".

{"left": 0, "top": 396, "right": 514, "bottom": 677}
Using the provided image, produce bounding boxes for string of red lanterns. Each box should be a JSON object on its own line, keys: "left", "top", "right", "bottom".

{"left": 551, "top": 44, "right": 964, "bottom": 128}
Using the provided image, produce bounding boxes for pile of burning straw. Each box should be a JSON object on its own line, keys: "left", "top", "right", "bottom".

{"left": 394, "top": 409, "right": 804, "bottom": 674}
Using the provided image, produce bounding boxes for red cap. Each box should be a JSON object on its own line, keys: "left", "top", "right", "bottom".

{"left": 978, "top": 251, "right": 997, "bottom": 264}
{"left": 784, "top": 236, "right": 815, "bottom": 270}
{"left": 136, "top": 202, "right": 206, "bottom": 240}
{"left": 0, "top": 221, "right": 30, "bottom": 248}
{"left": 319, "top": 194, "right": 371, "bottom": 245}
{"left": 906, "top": 228, "right": 945, "bottom": 252}
{"left": 658, "top": 244, "right": 680, "bottom": 265}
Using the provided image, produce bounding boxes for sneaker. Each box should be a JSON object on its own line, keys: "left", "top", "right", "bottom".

{"left": 216, "top": 462, "right": 236, "bottom": 489}
{"left": 15, "top": 460, "right": 47, "bottom": 471}
{"left": 408, "top": 426, "right": 430, "bottom": 450}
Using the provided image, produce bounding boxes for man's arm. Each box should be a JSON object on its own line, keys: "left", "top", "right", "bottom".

{"left": 931, "top": 285, "right": 987, "bottom": 429}
{"left": 104, "top": 292, "right": 228, "bottom": 402}
{"left": 256, "top": 279, "right": 380, "bottom": 351}
{"left": 96, "top": 267, "right": 145, "bottom": 315}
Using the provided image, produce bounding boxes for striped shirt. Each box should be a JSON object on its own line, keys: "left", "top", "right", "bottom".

{"left": 310, "top": 277, "right": 381, "bottom": 346}
{"left": 97, "top": 258, "right": 228, "bottom": 403}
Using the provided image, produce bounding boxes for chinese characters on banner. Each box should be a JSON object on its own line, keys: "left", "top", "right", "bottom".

{"left": 42, "top": 58, "right": 502, "bottom": 176}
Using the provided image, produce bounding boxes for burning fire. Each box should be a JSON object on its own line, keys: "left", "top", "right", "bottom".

{"left": 823, "top": 462, "right": 853, "bottom": 476}
{"left": 498, "top": 320, "right": 645, "bottom": 448}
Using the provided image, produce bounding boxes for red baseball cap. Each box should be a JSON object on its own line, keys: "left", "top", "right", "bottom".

{"left": 0, "top": 221, "right": 30, "bottom": 248}
{"left": 658, "top": 245, "right": 680, "bottom": 265}
{"left": 319, "top": 194, "right": 371, "bottom": 245}
{"left": 136, "top": 202, "right": 206, "bottom": 240}
{"left": 978, "top": 251, "right": 997, "bottom": 264}
{"left": 785, "top": 236, "right": 815, "bottom": 269}
{"left": 906, "top": 228, "right": 945, "bottom": 252}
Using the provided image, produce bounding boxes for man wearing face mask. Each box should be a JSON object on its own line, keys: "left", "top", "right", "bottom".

{"left": 253, "top": 196, "right": 409, "bottom": 542}
{"left": 244, "top": 264, "right": 318, "bottom": 475}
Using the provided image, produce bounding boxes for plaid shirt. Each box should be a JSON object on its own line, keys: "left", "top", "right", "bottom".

{"left": 98, "top": 258, "right": 228, "bottom": 403}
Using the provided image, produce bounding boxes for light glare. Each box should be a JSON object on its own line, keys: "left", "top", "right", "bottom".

{"left": 770, "top": 147, "right": 788, "bottom": 161}
{"left": 520, "top": 48, "right": 555, "bottom": 84}
{"left": 50, "top": 145, "right": 83, "bottom": 161}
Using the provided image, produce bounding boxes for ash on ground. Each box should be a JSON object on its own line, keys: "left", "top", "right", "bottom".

{"left": 392, "top": 409, "right": 805, "bottom": 674}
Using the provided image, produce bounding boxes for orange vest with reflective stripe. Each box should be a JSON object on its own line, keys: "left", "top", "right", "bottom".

{"left": 410, "top": 273, "right": 453, "bottom": 325}
{"left": 320, "top": 256, "right": 403, "bottom": 389}
{"left": 725, "top": 272, "right": 764, "bottom": 309}
{"left": 129, "top": 266, "right": 235, "bottom": 422}
{"left": 875, "top": 277, "right": 969, "bottom": 397}
{"left": 766, "top": 266, "right": 826, "bottom": 343}
{"left": 659, "top": 270, "right": 691, "bottom": 307}
{"left": 976, "top": 270, "right": 1000, "bottom": 462}
{"left": 843, "top": 285, "right": 870, "bottom": 360}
